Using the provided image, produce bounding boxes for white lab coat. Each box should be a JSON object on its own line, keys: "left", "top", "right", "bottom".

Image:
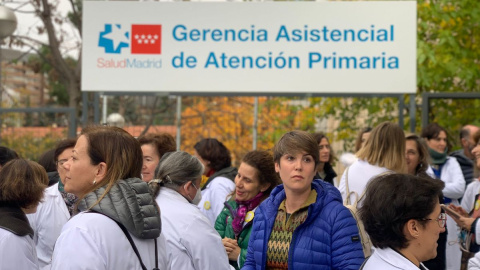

{"left": 469, "top": 222, "right": 480, "bottom": 269}
{"left": 362, "top": 247, "right": 428, "bottom": 270}
{"left": 469, "top": 252, "right": 480, "bottom": 270}
{"left": 156, "top": 187, "right": 231, "bottom": 270}
{"left": 198, "top": 176, "right": 236, "bottom": 226}
{"left": 427, "top": 157, "right": 466, "bottom": 270}
{"left": 338, "top": 159, "right": 390, "bottom": 207}
{"left": 461, "top": 179, "right": 480, "bottom": 213}
{"left": 50, "top": 211, "right": 169, "bottom": 270}
{"left": 0, "top": 228, "right": 39, "bottom": 270}
{"left": 27, "top": 183, "right": 70, "bottom": 269}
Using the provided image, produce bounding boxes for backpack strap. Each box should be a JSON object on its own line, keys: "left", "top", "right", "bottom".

{"left": 345, "top": 168, "right": 391, "bottom": 206}
{"left": 345, "top": 166, "right": 351, "bottom": 205}
{"left": 345, "top": 167, "right": 364, "bottom": 207}
{"left": 115, "top": 218, "right": 149, "bottom": 270}
{"left": 359, "top": 256, "right": 371, "bottom": 270}
{"left": 90, "top": 211, "right": 159, "bottom": 270}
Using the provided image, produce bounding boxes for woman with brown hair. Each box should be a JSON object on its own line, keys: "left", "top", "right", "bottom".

{"left": 243, "top": 131, "right": 364, "bottom": 270}
{"left": 27, "top": 138, "right": 77, "bottom": 269}
{"left": 0, "top": 159, "right": 48, "bottom": 270}
{"left": 194, "top": 138, "right": 237, "bottom": 225}
{"left": 51, "top": 126, "right": 169, "bottom": 270}
{"left": 138, "top": 133, "right": 176, "bottom": 182}
{"left": 360, "top": 174, "right": 445, "bottom": 270}
{"left": 214, "top": 150, "right": 280, "bottom": 269}
{"left": 422, "top": 123, "right": 465, "bottom": 269}
{"left": 355, "top": 127, "right": 373, "bottom": 153}
{"left": 313, "top": 132, "right": 337, "bottom": 185}
{"left": 405, "top": 134, "right": 447, "bottom": 270}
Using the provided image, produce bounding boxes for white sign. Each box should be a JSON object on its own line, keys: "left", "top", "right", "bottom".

{"left": 82, "top": 1, "right": 416, "bottom": 94}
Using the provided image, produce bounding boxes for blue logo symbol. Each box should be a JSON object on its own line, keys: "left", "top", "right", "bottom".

{"left": 99, "top": 24, "right": 130, "bottom": 54}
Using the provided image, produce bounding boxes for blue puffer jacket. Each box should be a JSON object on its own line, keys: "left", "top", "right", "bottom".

{"left": 242, "top": 179, "right": 364, "bottom": 270}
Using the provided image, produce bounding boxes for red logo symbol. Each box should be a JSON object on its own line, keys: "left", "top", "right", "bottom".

{"left": 131, "top": 25, "right": 161, "bottom": 54}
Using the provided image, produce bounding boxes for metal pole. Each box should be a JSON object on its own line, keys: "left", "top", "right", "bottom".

{"left": 82, "top": 92, "right": 88, "bottom": 126}
{"left": 253, "top": 97, "right": 258, "bottom": 150}
{"left": 94, "top": 92, "right": 100, "bottom": 124}
{"left": 176, "top": 96, "right": 182, "bottom": 150}
{"left": 102, "top": 93, "right": 107, "bottom": 124}
{"left": 0, "top": 45, "right": 3, "bottom": 144}
{"left": 409, "top": 94, "right": 416, "bottom": 133}
{"left": 421, "top": 92, "right": 429, "bottom": 130}
{"left": 398, "top": 94, "right": 404, "bottom": 129}
{"left": 68, "top": 108, "right": 77, "bottom": 138}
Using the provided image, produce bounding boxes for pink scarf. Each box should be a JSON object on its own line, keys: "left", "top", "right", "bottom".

{"left": 232, "top": 192, "right": 264, "bottom": 237}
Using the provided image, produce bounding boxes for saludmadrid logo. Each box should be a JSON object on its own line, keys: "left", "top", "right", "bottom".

{"left": 97, "top": 24, "right": 162, "bottom": 69}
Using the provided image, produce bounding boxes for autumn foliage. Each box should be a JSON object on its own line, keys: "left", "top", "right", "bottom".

{"left": 180, "top": 97, "right": 318, "bottom": 166}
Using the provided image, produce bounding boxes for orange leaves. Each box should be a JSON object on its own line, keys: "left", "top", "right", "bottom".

{"left": 180, "top": 97, "right": 314, "bottom": 167}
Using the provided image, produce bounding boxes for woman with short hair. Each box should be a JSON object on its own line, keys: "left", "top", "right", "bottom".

{"left": 152, "top": 151, "right": 232, "bottom": 270}
{"left": 138, "top": 133, "right": 176, "bottom": 182}
{"left": 359, "top": 173, "right": 445, "bottom": 269}
{"left": 0, "top": 159, "right": 48, "bottom": 270}
{"left": 51, "top": 126, "right": 169, "bottom": 270}
{"left": 243, "top": 130, "right": 364, "bottom": 270}
{"left": 194, "top": 138, "right": 237, "bottom": 225}
{"left": 214, "top": 150, "right": 280, "bottom": 269}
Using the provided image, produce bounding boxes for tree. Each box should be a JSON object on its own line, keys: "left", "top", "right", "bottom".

{"left": 416, "top": 0, "right": 480, "bottom": 146}
{"left": 7, "top": 0, "right": 82, "bottom": 111}
{"left": 180, "top": 96, "right": 317, "bottom": 165}
{"left": 305, "top": 0, "right": 480, "bottom": 152}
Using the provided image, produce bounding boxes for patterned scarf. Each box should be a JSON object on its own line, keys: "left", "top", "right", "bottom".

{"left": 232, "top": 192, "right": 264, "bottom": 237}
{"left": 58, "top": 181, "right": 78, "bottom": 216}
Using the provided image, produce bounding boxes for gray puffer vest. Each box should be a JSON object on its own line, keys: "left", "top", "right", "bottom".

{"left": 78, "top": 177, "right": 160, "bottom": 239}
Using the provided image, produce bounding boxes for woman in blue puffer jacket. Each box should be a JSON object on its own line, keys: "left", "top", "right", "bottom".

{"left": 242, "top": 130, "right": 364, "bottom": 270}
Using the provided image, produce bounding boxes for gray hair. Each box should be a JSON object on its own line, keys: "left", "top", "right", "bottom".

{"left": 150, "top": 151, "right": 204, "bottom": 196}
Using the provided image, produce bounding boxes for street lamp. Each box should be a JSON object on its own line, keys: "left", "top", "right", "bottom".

{"left": 0, "top": 6, "right": 17, "bottom": 39}
{"left": 0, "top": 5, "right": 18, "bottom": 142}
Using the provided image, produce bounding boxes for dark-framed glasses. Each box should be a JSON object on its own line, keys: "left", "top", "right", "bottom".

{"left": 420, "top": 213, "right": 447, "bottom": 228}
{"left": 56, "top": 159, "right": 68, "bottom": 167}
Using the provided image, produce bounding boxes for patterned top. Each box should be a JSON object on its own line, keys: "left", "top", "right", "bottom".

{"left": 266, "top": 190, "right": 318, "bottom": 269}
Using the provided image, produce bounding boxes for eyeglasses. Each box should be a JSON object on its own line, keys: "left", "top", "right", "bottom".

{"left": 56, "top": 159, "right": 68, "bottom": 167}
{"left": 419, "top": 213, "right": 447, "bottom": 228}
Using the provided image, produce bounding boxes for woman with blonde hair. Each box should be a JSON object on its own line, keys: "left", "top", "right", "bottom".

{"left": 338, "top": 121, "right": 406, "bottom": 206}
{"left": 0, "top": 159, "right": 48, "bottom": 270}
{"left": 51, "top": 126, "right": 169, "bottom": 270}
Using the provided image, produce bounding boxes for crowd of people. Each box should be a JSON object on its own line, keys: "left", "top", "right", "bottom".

{"left": 1, "top": 121, "right": 480, "bottom": 269}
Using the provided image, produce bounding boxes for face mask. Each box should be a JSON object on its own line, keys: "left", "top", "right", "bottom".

{"left": 185, "top": 181, "right": 202, "bottom": 205}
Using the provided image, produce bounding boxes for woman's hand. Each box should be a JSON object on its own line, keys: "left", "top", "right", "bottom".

{"left": 222, "top": 238, "right": 241, "bottom": 261}
{"left": 446, "top": 205, "right": 476, "bottom": 231}
{"left": 448, "top": 205, "right": 469, "bottom": 218}
{"left": 456, "top": 216, "right": 476, "bottom": 231}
